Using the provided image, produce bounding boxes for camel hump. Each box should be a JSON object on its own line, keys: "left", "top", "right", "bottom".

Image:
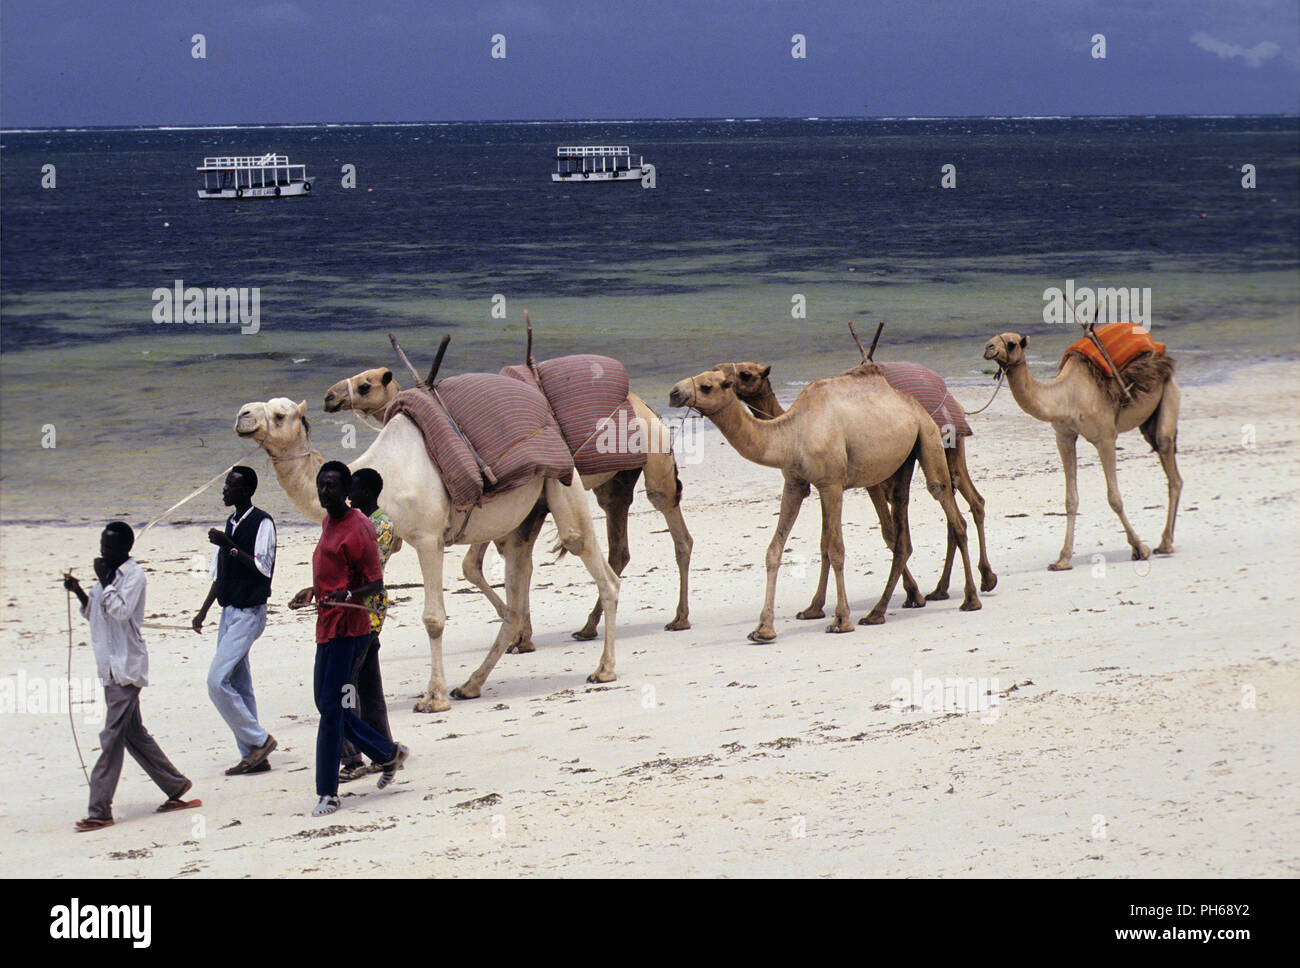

{"left": 841, "top": 361, "right": 883, "bottom": 379}
{"left": 875, "top": 361, "right": 972, "bottom": 441}
{"left": 1062, "top": 323, "right": 1166, "bottom": 378}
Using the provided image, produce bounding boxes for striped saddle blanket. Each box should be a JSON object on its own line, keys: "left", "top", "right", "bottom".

{"left": 876, "top": 361, "right": 972, "bottom": 443}
{"left": 501, "top": 354, "right": 648, "bottom": 476}
{"left": 1063, "top": 323, "right": 1166, "bottom": 377}
{"left": 385, "top": 376, "right": 574, "bottom": 512}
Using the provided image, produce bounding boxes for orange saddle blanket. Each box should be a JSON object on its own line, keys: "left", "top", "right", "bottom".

{"left": 1063, "top": 323, "right": 1166, "bottom": 377}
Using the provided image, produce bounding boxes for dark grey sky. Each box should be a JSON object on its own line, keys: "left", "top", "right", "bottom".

{"left": 2, "top": 0, "right": 1297, "bottom": 126}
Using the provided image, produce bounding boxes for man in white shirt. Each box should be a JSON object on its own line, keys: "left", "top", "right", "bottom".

{"left": 193, "top": 466, "right": 277, "bottom": 775}
{"left": 64, "top": 522, "right": 196, "bottom": 832}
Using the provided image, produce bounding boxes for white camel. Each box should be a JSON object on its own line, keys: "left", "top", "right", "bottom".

{"left": 234, "top": 398, "right": 620, "bottom": 712}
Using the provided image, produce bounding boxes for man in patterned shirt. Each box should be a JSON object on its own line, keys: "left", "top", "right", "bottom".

{"left": 338, "top": 467, "right": 397, "bottom": 782}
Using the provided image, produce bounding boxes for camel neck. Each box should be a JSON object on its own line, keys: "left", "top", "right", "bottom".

{"left": 269, "top": 446, "right": 326, "bottom": 523}
{"left": 1004, "top": 360, "right": 1071, "bottom": 424}
{"left": 706, "top": 395, "right": 791, "bottom": 469}
{"left": 747, "top": 386, "right": 785, "bottom": 420}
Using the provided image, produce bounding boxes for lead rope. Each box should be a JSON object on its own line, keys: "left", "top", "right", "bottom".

{"left": 963, "top": 369, "right": 1006, "bottom": 416}
{"left": 66, "top": 585, "right": 91, "bottom": 788}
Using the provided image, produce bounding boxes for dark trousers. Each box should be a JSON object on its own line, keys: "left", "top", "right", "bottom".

{"left": 314, "top": 635, "right": 397, "bottom": 797}
{"left": 88, "top": 682, "right": 188, "bottom": 820}
{"left": 341, "top": 633, "right": 392, "bottom": 768}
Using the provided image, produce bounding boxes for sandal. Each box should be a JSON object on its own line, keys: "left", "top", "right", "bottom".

{"left": 75, "top": 817, "right": 114, "bottom": 832}
{"left": 377, "top": 743, "right": 409, "bottom": 790}
{"left": 157, "top": 797, "right": 202, "bottom": 813}
{"left": 312, "top": 796, "right": 341, "bottom": 817}
{"left": 338, "top": 763, "right": 369, "bottom": 783}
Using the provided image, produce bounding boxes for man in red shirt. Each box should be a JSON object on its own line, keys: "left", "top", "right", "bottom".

{"left": 289, "top": 461, "right": 408, "bottom": 817}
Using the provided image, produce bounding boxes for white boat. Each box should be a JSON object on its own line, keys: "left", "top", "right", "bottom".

{"left": 197, "top": 153, "right": 311, "bottom": 199}
{"left": 552, "top": 146, "right": 647, "bottom": 183}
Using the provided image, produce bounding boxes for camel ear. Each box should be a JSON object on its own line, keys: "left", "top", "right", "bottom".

{"left": 296, "top": 400, "right": 307, "bottom": 417}
{"left": 1019, "top": 335, "right": 1029, "bottom": 349}
{"left": 381, "top": 370, "right": 393, "bottom": 386}
{"left": 761, "top": 365, "right": 771, "bottom": 379}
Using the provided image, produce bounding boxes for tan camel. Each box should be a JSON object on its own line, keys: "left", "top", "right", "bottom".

{"left": 668, "top": 364, "right": 980, "bottom": 640}
{"left": 716, "top": 361, "right": 997, "bottom": 601}
{"left": 234, "top": 397, "right": 620, "bottom": 712}
{"left": 982, "top": 333, "right": 1181, "bottom": 569}
{"left": 324, "top": 367, "right": 693, "bottom": 650}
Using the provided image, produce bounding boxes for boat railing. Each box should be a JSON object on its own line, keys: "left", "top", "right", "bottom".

{"left": 555, "top": 146, "right": 632, "bottom": 158}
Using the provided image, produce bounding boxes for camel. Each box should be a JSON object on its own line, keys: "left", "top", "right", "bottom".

{"left": 234, "top": 396, "right": 620, "bottom": 712}
{"left": 714, "top": 360, "right": 996, "bottom": 610}
{"left": 324, "top": 367, "right": 693, "bottom": 650}
{"left": 982, "top": 332, "right": 1181, "bottom": 569}
{"left": 668, "top": 364, "right": 980, "bottom": 641}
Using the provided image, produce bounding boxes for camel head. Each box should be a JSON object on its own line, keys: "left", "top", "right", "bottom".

{"left": 323, "top": 367, "right": 399, "bottom": 415}
{"left": 234, "top": 397, "right": 311, "bottom": 455}
{"left": 713, "top": 361, "right": 773, "bottom": 407}
{"left": 983, "top": 333, "right": 1029, "bottom": 369}
{"left": 668, "top": 369, "right": 736, "bottom": 415}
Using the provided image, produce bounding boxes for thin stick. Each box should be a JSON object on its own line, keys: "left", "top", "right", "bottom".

{"left": 525, "top": 310, "right": 535, "bottom": 368}
{"left": 867, "top": 321, "right": 884, "bottom": 361}
{"left": 848, "top": 321, "right": 870, "bottom": 362}
{"left": 388, "top": 332, "right": 426, "bottom": 388}
{"left": 425, "top": 334, "right": 451, "bottom": 387}
{"left": 66, "top": 583, "right": 91, "bottom": 788}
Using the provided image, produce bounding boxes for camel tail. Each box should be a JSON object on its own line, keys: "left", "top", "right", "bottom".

{"left": 551, "top": 539, "right": 569, "bottom": 562}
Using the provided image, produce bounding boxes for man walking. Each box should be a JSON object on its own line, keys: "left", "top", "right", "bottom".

{"left": 289, "top": 461, "right": 407, "bottom": 817}
{"left": 339, "top": 467, "right": 396, "bottom": 782}
{"left": 193, "top": 466, "right": 277, "bottom": 775}
{"left": 64, "top": 522, "right": 198, "bottom": 831}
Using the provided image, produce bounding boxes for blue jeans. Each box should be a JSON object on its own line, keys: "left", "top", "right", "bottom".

{"left": 208, "top": 604, "right": 269, "bottom": 758}
{"left": 314, "top": 635, "right": 397, "bottom": 797}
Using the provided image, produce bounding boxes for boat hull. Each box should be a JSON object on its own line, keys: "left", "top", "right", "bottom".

{"left": 197, "top": 181, "right": 312, "bottom": 200}
{"left": 552, "top": 169, "right": 646, "bottom": 183}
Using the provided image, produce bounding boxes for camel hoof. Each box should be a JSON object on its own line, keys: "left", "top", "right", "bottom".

{"left": 960, "top": 598, "right": 982, "bottom": 612}
{"left": 450, "top": 685, "right": 481, "bottom": 701}
{"left": 586, "top": 669, "right": 616, "bottom": 684}
{"left": 980, "top": 572, "right": 998, "bottom": 592}
{"left": 825, "top": 621, "right": 854, "bottom": 634}
{"left": 1154, "top": 542, "right": 1174, "bottom": 556}
{"left": 506, "top": 639, "right": 536, "bottom": 655}
{"left": 924, "top": 589, "right": 948, "bottom": 602}
{"left": 664, "top": 618, "right": 691, "bottom": 632}
{"left": 903, "top": 596, "right": 927, "bottom": 608}
{"left": 747, "top": 628, "right": 777, "bottom": 643}
{"left": 1131, "top": 544, "right": 1151, "bottom": 561}
{"left": 571, "top": 628, "right": 599, "bottom": 641}
{"left": 795, "top": 608, "right": 825, "bottom": 620}
{"left": 414, "top": 697, "right": 451, "bottom": 714}
{"left": 1047, "top": 560, "right": 1073, "bottom": 572}
{"left": 858, "top": 612, "right": 886, "bottom": 626}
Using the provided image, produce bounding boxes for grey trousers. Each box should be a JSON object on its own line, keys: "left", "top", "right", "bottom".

{"left": 88, "top": 681, "right": 188, "bottom": 820}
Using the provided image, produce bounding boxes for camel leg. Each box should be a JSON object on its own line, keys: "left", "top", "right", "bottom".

{"left": 452, "top": 530, "right": 534, "bottom": 700}
{"left": 751, "top": 477, "right": 810, "bottom": 642}
{"left": 915, "top": 432, "right": 981, "bottom": 612}
{"left": 462, "top": 543, "right": 506, "bottom": 619}
{"left": 817, "top": 484, "right": 854, "bottom": 633}
{"left": 574, "top": 469, "right": 638, "bottom": 641}
{"left": 503, "top": 506, "right": 548, "bottom": 654}
{"left": 862, "top": 461, "right": 915, "bottom": 625}
{"left": 951, "top": 439, "right": 996, "bottom": 592}
{"left": 546, "top": 479, "right": 620, "bottom": 683}
{"left": 1094, "top": 436, "right": 1150, "bottom": 561}
{"left": 411, "top": 535, "right": 451, "bottom": 713}
{"left": 1050, "top": 430, "right": 1080, "bottom": 571}
{"left": 643, "top": 454, "right": 692, "bottom": 631}
{"left": 1151, "top": 382, "right": 1182, "bottom": 555}
{"left": 797, "top": 555, "right": 830, "bottom": 620}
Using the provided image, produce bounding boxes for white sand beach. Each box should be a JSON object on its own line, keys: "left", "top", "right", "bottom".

{"left": 2, "top": 360, "right": 1297, "bottom": 877}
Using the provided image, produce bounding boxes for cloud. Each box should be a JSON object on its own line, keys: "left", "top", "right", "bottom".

{"left": 1190, "top": 31, "right": 1282, "bottom": 67}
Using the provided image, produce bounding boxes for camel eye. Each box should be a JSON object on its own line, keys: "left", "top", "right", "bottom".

{"left": 358, "top": 384, "right": 370, "bottom": 395}
{"left": 701, "top": 384, "right": 712, "bottom": 394}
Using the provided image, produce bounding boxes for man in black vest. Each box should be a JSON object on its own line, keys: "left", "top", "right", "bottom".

{"left": 193, "top": 466, "right": 278, "bottom": 775}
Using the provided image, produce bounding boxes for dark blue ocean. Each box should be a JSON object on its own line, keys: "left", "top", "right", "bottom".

{"left": 1, "top": 116, "right": 1297, "bottom": 521}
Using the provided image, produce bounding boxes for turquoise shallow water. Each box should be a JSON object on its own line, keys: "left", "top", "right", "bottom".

{"left": 1, "top": 117, "right": 1297, "bottom": 523}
